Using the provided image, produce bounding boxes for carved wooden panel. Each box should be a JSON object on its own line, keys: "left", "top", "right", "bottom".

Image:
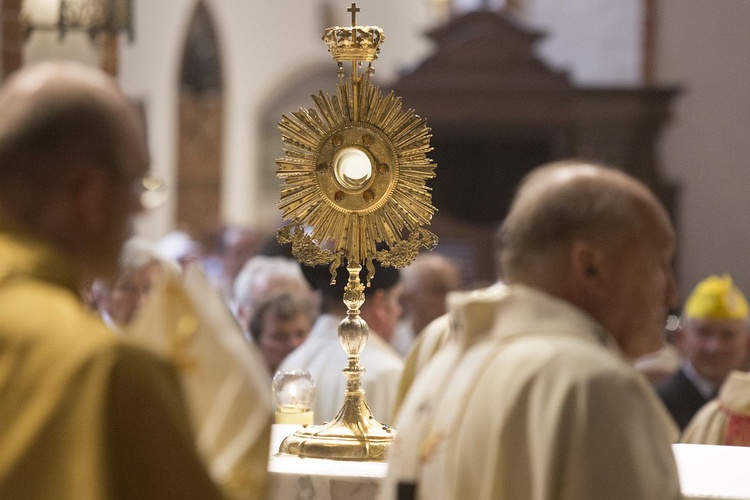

{"left": 391, "top": 10, "right": 680, "bottom": 285}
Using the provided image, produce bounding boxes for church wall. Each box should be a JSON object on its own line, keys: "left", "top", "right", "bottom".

{"left": 16, "top": 0, "right": 646, "bottom": 240}
{"left": 117, "top": 0, "right": 194, "bottom": 239}
{"left": 8, "top": 1, "right": 750, "bottom": 300}
{"left": 522, "top": 0, "right": 644, "bottom": 85}
{"left": 119, "top": 0, "right": 432, "bottom": 239}
{"left": 656, "top": 0, "right": 750, "bottom": 299}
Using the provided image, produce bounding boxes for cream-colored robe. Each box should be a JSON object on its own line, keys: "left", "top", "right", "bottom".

{"left": 125, "top": 265, "right": 273, "bottom": 500}
{"left": 393, "top": 313, "right": 450, "bottom": 416}
{"left": 0, "top": 222, "right": 223, "bottom": 499}
{"left": 379, "top": 284, "right": 681, "bottom": 500}
{"left": 394, "top": 283, "right": 506, "bottom": 417}
{"left": 682, "top": 370, "right": 750, "bottom": 446}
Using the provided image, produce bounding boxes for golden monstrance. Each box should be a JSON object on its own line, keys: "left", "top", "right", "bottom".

{"left": 275, "top": 3, "right": 437, "bottom": 461}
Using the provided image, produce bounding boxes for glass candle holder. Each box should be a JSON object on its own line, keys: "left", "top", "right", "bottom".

{"left": 272, "top": 369, "right": 316, "bottom": 425}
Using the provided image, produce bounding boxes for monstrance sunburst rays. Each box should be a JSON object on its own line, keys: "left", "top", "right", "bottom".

{"left": 276, "top": 74, "right": 437, "bottom": 279}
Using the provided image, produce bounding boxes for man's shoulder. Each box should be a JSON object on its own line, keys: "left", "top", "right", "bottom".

{"left": 476, "top": 330, "right": 642, "bottom": 401}
{"left": 1, "top": 280, "right": 99, "bottom": 346}
{"left": 0, "top": 276, "right": 172, "bottom": 379}
{"left": 465, "top": 333, "right": 670, "bottom": 437}
{"left": 500, "top": 329, "right": 623, "bottom": 369}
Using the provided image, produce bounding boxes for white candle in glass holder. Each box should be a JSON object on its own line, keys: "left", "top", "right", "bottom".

{"left": 272, "top": 369, "right": 315, "bottom": 425}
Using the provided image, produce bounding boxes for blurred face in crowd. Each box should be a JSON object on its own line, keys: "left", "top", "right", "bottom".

{"left": 105, "top": 261, "right": 163, "bottom": 326}
{"left": 369, "top": 284, "right": 403, "bottom": 344}
{"left": 236, "top": 274, "right": 313, "bottom": 332}
{"left": 399, "top": 255, "right": 461, "bottom": 336}
{"left": 402, "top": 279, "right": 453, "bottom": 336}
{"left": 258, "top": 311, "right": 312, "bottom": 373}
{"left": 678, "top": 317, "right": 749, "bottom": 386}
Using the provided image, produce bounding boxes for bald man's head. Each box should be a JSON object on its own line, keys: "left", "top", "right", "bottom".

{"left": 0, "top": 62, "right": 150, "bottom": 284}
{"left": 400, "top": 253, "right": 461, "bottom": 335}
{"left": 0, "top": 62, "right": 147, "bottom": 201}
{"left": 497, "top": 161, "right": 670, "bottom": 283}
{"left": 496, "top": 160, "right": 678, "bottom": 358}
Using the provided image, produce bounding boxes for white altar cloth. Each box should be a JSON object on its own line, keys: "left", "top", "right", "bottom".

{"left": 674, "top": 443, "right": 750, "bottom": 500}
{"left": 267, "top": 426, "right": 750, "bottom": 500}
{"left": 267, "top": 425, "right": 387, "bottom": 500}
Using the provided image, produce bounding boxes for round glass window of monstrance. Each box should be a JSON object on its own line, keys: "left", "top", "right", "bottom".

{"left": 333, "top": 147, "right": 372, "bottom": 190}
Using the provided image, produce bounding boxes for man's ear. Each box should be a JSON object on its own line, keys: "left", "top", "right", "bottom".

{"left": 35, "top": 159, "right": 108, "bottom": 239}
{"left": 66, "top": 162, "right": 110, "bottom": 233}
{"left": 569, "top": 239, "right": 608, "bottom": 298}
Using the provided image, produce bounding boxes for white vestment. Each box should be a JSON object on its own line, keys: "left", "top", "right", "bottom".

{"left": 379, "top": 284, "right": 681, "bottom": 500}
{"left": 394, "top": 313, "right": 451, "bottom": 416}
{"left": 395, "top": 283, "right": 507, "bottom": 416}
{"left": 682, "top": 370, "right": 750, "bottom": 446}
{"left": 278, "top": 313, "right": 404, "bottom": 425}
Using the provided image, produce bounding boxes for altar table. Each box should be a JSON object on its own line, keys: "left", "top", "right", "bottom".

{"left": 267, "top": 426, "right": 750, "bottom": 500}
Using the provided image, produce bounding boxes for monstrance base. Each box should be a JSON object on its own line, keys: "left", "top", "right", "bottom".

{"left": 278, "top": 394, "right": 394, "bottom": 461}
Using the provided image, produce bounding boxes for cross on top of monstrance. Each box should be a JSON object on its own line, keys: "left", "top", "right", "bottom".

{"left": 348, "top": 2, "right": 360, "bottom": 25}
{"left": 275, "top": 4, "right": 437, "bottom": 461}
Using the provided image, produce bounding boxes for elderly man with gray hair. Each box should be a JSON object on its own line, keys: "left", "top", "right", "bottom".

{"left": 231, "top": 255, "right": 314, "bottom": 340}
{"left": 379, "top": 160, "right": 682, "bottom": 500}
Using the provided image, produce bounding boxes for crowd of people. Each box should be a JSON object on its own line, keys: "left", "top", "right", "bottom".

{"left": 2, "top": 61, "right": 750, "bottom": 499}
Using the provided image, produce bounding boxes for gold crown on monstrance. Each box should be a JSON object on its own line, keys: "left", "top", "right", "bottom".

{"left": 323, "top": 25, "right": 385, "bottom": 63}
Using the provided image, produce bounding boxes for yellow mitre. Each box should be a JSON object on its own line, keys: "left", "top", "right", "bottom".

{"left": 684, "top": 274, "right": 749, "bottom": 320}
